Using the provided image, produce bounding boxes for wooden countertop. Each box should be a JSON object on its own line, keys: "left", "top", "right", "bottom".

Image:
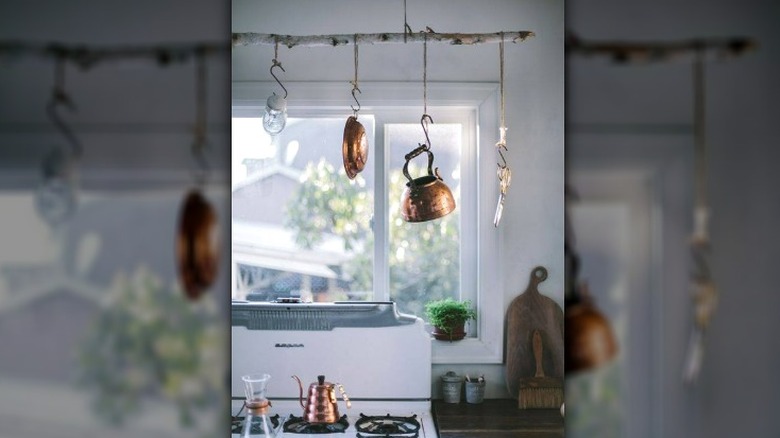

{"left": 432, "top": 399, "right": 564, "bottom": 437}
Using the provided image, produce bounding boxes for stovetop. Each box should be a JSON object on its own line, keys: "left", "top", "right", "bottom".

{"left": 231, "top": 400, "right": 437, "bottom": 438}
{"left": 231, "top": 302, "right": 436, "bottom": 437}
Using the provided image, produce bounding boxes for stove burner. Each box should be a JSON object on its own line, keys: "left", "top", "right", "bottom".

{"left": 354, "top": 413, "right": 421, "bottom": 438}
{"left": 283, "top": 414, "right": 350, "bottom": 434}
{"left": 231, "top": 414, "right": 281, "bottom": 435}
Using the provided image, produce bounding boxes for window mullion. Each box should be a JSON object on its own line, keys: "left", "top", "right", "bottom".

{"left": 373, "top": 119, "right": 389, "bottom": 301}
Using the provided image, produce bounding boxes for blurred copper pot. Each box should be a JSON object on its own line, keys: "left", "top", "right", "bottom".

{"left": 342, "top": 116, "right": 368, "bottom": 179}
{"left": 564, "top": 284, "right": 618, "bottom": 373}
{"left": 176, "top": 189, "right": 218, "bottom": 300}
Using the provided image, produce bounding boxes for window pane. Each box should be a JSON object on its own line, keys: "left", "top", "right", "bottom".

{"left": 386, "top": 123, "right": 462, "bottom": 318}
{"left": 232, "top": 116, "right": 375, "bottom": 302}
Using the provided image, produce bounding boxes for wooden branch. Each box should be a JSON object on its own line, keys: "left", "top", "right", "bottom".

{"left": 566, "top": 34, "right": 757, "bottom": 63}
{"left": 0, "top": 41, "right": 230, "bottom": 69}
{"left": 232, "top": 31, "right": 535, "bottom": 48}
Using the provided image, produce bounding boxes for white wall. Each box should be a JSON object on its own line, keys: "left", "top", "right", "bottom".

{"left": 568, "top": 0, "right": 780, "bottom": 436}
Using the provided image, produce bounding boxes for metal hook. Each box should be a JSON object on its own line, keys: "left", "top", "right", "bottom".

{"left": 269, "top": 60, "right": 288, "bottom": 99}
{"left": 496, "top": 141, "right": 508, "bottom": 169}
{"left": 350, "top": 34, "right": 361, "bottom": 117}
{"left": 46, "top": 58, "right": 82, "bottom": 158}
{"left": 420, "top": 113, "right": 434, "bottom": 149}
{"left": 350, "top": 87, "right": 362, "bottom": 116}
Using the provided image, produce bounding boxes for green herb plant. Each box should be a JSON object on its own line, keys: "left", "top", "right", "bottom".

{"left": 424, "top": 298, "right": 477, "bottom": 336}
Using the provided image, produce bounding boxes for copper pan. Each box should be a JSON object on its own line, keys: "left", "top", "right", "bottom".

{"left": 176, "top": 189, "right": 219, "bottom": 300}
{"left": 342, "top": 116, "right": 368, "bottom": 179}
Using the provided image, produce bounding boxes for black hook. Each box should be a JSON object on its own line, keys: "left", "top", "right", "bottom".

{"left": 497, "top": 141, "right": 508, "bottom": 169}
{"left": 46, "top": 58, "right": 82, "bottom": 159}
{"left": 351, "top": 86, "right": 361, "bottom": 116}
{"left": 420, "top": 113, "right": 434, "bottom": 149}
{"left": 46, "top": 92, "right": 81, "bottom": 158}
{"left": 269, "top": 60, "right": 288, "bottom": 99}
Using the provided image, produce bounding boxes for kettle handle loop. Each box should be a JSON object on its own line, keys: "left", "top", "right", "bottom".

{"left": 402, "top": 144, "right": 436, "bottom": 186}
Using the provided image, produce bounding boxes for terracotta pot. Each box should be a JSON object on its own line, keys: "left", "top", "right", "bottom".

{"left": 432, "top": 322, "right": 466, "bottom": 341}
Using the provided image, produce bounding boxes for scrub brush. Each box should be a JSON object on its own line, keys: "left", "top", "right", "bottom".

{"left": 518, "top": 329, "right": 563, "bottom": 409}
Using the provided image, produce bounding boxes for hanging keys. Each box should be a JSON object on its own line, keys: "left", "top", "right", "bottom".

{"left": 494, "top": 165, "right": 511, "bottom": 227}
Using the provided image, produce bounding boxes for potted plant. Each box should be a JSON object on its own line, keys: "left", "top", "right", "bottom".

{"left": 424, "top": 298, "right": 477, "bottom": 341}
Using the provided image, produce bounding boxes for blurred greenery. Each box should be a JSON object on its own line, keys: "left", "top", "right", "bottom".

{"left": 565, "top": 361, "right": 624, "bottom": 438}
{"left": 77, "top": 267, "right": 225, "bottom": 433}
{"left": 285, "top": 158, "right": 460, "bottom": 318}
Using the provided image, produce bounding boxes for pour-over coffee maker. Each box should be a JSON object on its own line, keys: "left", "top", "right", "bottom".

{"left": 240, "top": 373, "right": 282, "bottom": 437}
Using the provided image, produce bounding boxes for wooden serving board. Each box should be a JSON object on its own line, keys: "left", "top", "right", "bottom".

{"left": 505, "top": 266, "right": 564, "bottom": 399}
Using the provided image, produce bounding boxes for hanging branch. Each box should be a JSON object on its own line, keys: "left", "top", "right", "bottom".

{"left": 494, "top": 33, "right": 511, "bottom": 228}
{"left": 192, "top": 47, "right": 210, "bottom": 186}
{"left": 683, "top": 50, "right": 718, "bottom": 385}
{"left": 566, "top": 33, "right": 757, "bottom": 64}
{"left": 0, "top": 41, "right": 229, "bottom": 69}
{"left": 232, "top": 31, "right": 535, "bottom": 48}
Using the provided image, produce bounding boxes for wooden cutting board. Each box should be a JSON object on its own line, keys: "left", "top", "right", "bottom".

{"left": 505, "top": 266, "right": 564, "bottom": 399}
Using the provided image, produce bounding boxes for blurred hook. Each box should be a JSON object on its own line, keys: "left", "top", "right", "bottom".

{"left": 46, "top": 57, "right": 82, "bottom": 158}
{"left": 269, "top": 60, "right": 288, "bottom": 99}
{"left": 420, "top": 113, "right": 434, "bottom": 149}
{"left": 351, "top": 86, "right": 361, "bottom": 116}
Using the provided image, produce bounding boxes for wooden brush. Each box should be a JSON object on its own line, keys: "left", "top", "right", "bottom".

{"left": 518, "top": 329, "right": 563, "bottom": 409}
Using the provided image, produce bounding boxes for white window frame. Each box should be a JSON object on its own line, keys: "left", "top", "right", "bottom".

{"left": 232, "top": 81, "right": 502, "bottom": 364}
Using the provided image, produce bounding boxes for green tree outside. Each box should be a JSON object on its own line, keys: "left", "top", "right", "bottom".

{"left": 284, "top": 158, "right": 459, "bottom": 318}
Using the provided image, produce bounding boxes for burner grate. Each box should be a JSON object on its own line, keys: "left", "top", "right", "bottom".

{"left": 354, "top": 413, "right": 420, "bottom": 438}
{"left": 283, "top": 414, "right": 350, "bottom": 434}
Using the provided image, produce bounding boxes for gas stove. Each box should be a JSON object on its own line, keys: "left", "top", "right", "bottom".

{"left": 231, "top": 301, "right": 436, "bottom": 437}
{"left": 230, "top": 399, "right": 436, "bottom": 437}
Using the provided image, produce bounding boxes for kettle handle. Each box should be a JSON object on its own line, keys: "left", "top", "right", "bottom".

{"left": 337, "top": 383, "right": 352, "bottom": 409}
{"left": 402, "top": 145, "right": 437, "bottom": 186}
{"left": 291, "top": 375, "right": 305, "bottom": 409}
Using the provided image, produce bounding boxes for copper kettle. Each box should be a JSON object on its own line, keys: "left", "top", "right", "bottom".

{"left": 400, "top": 115, "right": 456, "bottom": 223}
{"left": 400, "top": 144, "right": 456, "bottom": 223}
{"left": 292, "top": 375, "right": 351, "bottom": 424}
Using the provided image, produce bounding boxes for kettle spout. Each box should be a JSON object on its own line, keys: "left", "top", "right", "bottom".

{"left": 291, "top": 375, "right": 305, "bottom": 409}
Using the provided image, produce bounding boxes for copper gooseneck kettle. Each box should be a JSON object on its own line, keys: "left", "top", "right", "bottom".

{"left": 292, "top": 375, "right": 351, "bottom": 424}
{"left": 399, "top": 114, "right": 456, "bottom": 223}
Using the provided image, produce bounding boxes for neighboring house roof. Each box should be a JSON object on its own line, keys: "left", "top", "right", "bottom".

{"left": 233, "top": 220, "right": 351, "bottom": 280}
{"left": 232, "top": 160, "right": 302, "bottom": 192}
{"left": 0, "top": 264, "right": 104, "bottom": 314}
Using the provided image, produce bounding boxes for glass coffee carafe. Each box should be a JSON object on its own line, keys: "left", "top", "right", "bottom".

{"left": 241, "top": 373, "right": 282, "bottom": 437}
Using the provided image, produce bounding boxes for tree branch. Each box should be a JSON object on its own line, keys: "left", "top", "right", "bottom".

{"left": 232, "top": 31, "right": 535, "bottom": 48}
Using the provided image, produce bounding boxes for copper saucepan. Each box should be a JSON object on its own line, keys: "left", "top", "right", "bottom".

{"left": 342, "top": 115, "right": 368, "bottom": 179}
{"left": 176, "top": 189, "right": 219, "bottom": 300}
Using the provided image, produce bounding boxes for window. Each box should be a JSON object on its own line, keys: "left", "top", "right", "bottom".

{"left": 232, "top": 82, "right": 502, "bottom": 363}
